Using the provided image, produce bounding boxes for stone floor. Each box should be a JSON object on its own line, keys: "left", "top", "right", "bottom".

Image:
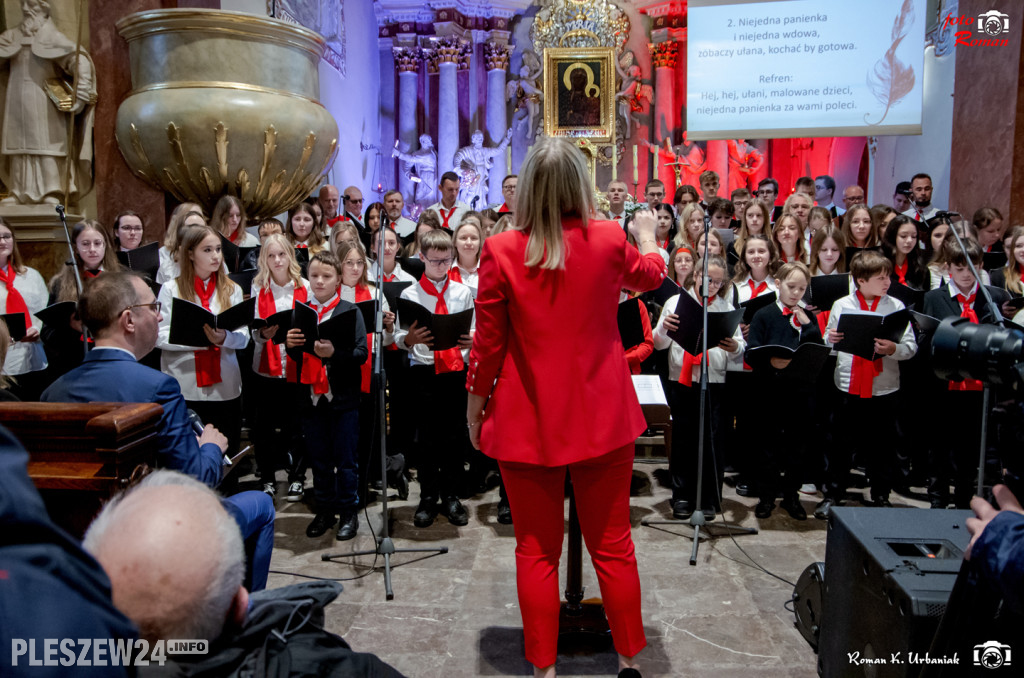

{"left": 261, "top": 458, "right": 931, "bottom": 678}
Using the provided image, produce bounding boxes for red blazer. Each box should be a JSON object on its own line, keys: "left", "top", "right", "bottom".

{"left": 624, "top": 297, "right": 653, "bottom": 374}
{"left": 467, "top": 216, "right": 667, "bottom": 466}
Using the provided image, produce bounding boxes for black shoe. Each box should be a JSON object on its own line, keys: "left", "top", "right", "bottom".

{"left": 736, "top": 483, "right": 752, "bottom": 497}
{"left": 671, "top": 499, "right": 693, "bottom": 520}
{"left": 930, "top": 499, "right": 949, "bottom": 509}
{"left": 414, "top": 497, "right": 439, "bottom": 527}
{"left": 872, "top": 496, "right": 893, "bottom": 508}
{"left": 370, "top": 479, "right": 384, "bottom": 492}
{"left": 306, "top": 513, "right": 336, "bottom": 538}
{"left": 496, "top": 497, "right": 513, "bottom": 524}
{"left": 755, "top": 500, "right": 774, "bottom": 519}
{"left": 336, "top": 513, "right": 359, "bottom": 541}
{"left": 394, "top": 473, "right": 410, "bottom": 501}
{"left": 442, "top": 497, "right": 469, "bottom": 526}
{"left": 814, "top": 498, "right": 839, "bottom": 520}
{"left": 780, "top": 497, "right": 807, "bottom": 520}
{"left": 618, "top": 668, "right": 642, "bottom": 678}
{"left": 702, "top": 508, "right": 716, "bottom": 522}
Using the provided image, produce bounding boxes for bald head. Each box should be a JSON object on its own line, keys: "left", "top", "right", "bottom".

{"left": 84, "top": 472, "right": 246, "bottom": 644}
{"left": 318, "top": 185, "right": 340, "bottom": 219}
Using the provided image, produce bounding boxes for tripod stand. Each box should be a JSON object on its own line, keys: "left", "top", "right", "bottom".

{"left": 643, "top": 218, "right": 756, "bottom": 565}
{"left": 322, "top": 220, "right": 448, "bottom": 599}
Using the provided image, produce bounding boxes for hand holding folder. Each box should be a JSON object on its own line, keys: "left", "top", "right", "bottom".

{"left": 396, "top": 298, "right": 473, "bottom": 352}
{"left": 834, "top": 308, "right": 910, "bottom": 360}
{"left": 168, "top": 297, "right": 256, "bottom": 348}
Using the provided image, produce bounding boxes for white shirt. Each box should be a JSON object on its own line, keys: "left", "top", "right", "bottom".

{"left": 394, "top": 277, "right": 475, "bottom": 367}
{"left": 156, "top": 246, "right": 177, "bottom": 285}
{"left": 158, "top": 278, "right": 249, "bottom": 401}
{"left": 729, "top": 274, "right": 777, "bottom": 371}
{"left": 368, "top": 261, "right": 415, "bottom": 284}
{"left": 250, "top": 278, "right": 313, "bottom": 377}
{"left": 825, "top": 292, "right": 917, "bottom": 397}
{"left": 652, "top": 289, "right": 744, "bottom": 384}
{"left": 608, "top": 210, "right": 627, "bottom": 231}
{"left": 340, "top": 284, "right": 394, "bottom": 352}
{"left": 391, "top": 216, "right": 417, "bottom": 239}
{"left": 0, "top": 265, "right": 48, "bottom": 375}
{"left": 929, "top": 265, "right": 989, "bottom": 290}
{"left": 426, "top": 202, "right": 470, "bottom": 231}
{"left": 451, "top": 263, "right": 479, "bottom": 299}
{"left": 902, "top": 204, "right": 940, "bottom": 222}
{"left": 232, "top": 231, "right": 259, "bottom": 248}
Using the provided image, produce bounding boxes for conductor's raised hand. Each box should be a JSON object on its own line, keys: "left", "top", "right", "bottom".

{"left": 285, "top": 327, "right": 305, "bottom": 349}
{"left": 404, "top": 321, "right": 434, "bottom": 348}
{"left": 314, "top": 339, "right": 334, "bottom": 358}
{"left": 629, "top": 209, "right": 657, "bottom": 243}
{"left": 203, "top": 324, "right": 227, "bottom": 346}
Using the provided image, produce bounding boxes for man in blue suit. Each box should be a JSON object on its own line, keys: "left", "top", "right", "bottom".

{"left": 41, "top": 272, "right": 274, "bottom": 591}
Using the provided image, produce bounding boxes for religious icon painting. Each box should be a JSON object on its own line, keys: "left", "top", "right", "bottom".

{"left": 543, "top": 47, "right": 616, "bottom": 143}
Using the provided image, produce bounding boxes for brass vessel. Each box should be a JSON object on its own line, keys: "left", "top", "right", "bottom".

{"left": 115, "top": 9, "right": 338, "bottom": 218}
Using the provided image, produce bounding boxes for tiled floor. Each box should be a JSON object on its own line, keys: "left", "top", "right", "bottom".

{"left": 263, "top": 460, "right": 930, "bottom": 677}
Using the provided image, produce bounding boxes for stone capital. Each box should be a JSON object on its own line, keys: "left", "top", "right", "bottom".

{"left": 483, "top": 41, "right": 510, "bottom": 71}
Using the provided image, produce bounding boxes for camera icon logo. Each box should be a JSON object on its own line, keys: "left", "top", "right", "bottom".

{"left": 978, "top": 10, "right": 1010, "bottom": 36}
{"left": 974, "top": 641, "right": 1012, "bottom": 669}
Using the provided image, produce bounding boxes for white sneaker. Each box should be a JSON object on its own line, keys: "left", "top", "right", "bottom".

{"left": 799, "top": 483, "right": 819, "bottom": 496}
{"left": 286, "top": 481, "right": 304, "bottom": 502}
{"left": 262, "top": 482, "right": 277, "bottom": 497}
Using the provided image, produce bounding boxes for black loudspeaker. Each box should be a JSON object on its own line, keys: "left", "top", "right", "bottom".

{"left": 817, "top": 507, "right": 972, "bottom": 678}
{"left": 794, "top": 561, "right": 825, "bottom": 650}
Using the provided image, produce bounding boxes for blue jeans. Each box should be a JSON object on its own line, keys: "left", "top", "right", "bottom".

{"left": 223, "top": 491, "right": 275, "bottom": 592}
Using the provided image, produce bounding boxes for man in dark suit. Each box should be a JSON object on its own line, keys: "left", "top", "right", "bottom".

{"left": 41, "top": 272, "right": 274, "bottom": 591}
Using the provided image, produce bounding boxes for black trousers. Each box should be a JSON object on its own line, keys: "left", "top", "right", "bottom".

{"left": 251, "top": 375, "right": 307, "bottom": 483}
{"left": 667, "top": 380, "right": 725, "bottom": 511}
{"left": 755, "top": 374, "right": 813, "bottom": 501}
{"left": 928, "top": 389, "right": 984, "bottom": 508}
{"left": 825, "top": 392, "right": 898, "bottom": 501}
{"left": 408, "top": 365, "right": 466, "bottom": 500}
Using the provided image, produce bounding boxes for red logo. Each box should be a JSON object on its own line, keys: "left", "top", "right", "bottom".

{"left": 943, "top": 9, "right": 1011, "bottom": 47}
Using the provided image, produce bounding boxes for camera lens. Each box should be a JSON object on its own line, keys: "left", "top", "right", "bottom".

{"left": 931, "top": 318, "right": 1024, "bottom": 385}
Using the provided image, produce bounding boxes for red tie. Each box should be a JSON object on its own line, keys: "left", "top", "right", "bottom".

{"left": 440, "top": 208, "right": 455, "bottom": 230}
{"left": 295, "top": 243, "right": 308, "bottom": 249}
{"left": 848, "top": 291, "right": 882, "bottom": 399}
{"left": 0, "top": 264, "right": 32, "bottom": 332}
{"left": 418, "top": 275, "right": 464, "bottom": 374}
{"left": 894, "top": 261, "right": 908, "bottom": 285}
{"left": 257, "top": 283, "right": 307, "bottom": 379}
{"left": 193, "top": 277, "right": 222, "bottom": 387}
{"left": 448, "top": 267, "right": 463, "bottom": 284}
{"left": 748, "top": 279, "right": 767, "bottom": 298}
{"left": 950, "top": 293, "right": 983, "bottom": 391}
{"left": 781, "top": 306, "right": 793, "bottom": 316}
{"left": 304, "top": 293, "right": 342, "bottom": 395}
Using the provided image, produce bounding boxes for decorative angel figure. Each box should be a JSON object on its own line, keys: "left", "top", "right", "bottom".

{"left": 615, "top": 50, "right": 652, "bottom": 140}
{"left": 506, "top": 50, "right": 543, "bottom": 140}
{"left": 727, "top": 139, "right": 763, "bottom": 192}
{"left": 392, "top": 134, "right": 437, "bottom": 211}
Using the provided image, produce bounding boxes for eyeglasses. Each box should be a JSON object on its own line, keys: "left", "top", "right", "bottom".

{"left": 0, "top": 234, "right": 13, "bottom": 242}
{"left": 345, "top": 196, "right": 364, "bottom": 204}
{"left": 424, "top": 257, "right": 453, "bottom": 266}
{"left": 124, "top": 301, "right": 162, "bottom": 314}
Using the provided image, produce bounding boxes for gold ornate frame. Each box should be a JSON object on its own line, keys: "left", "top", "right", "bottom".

{"left": 542, "top": 47, "right": 615, "bottom": 143}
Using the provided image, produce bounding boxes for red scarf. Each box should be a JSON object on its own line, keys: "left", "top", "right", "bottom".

{"left": 229, "top": 228, "right": 241, "bottom": 244}
{"left": 439, "top": 207, "right": 457, "bottom": 230}
{"left": 894, "top": 261, "right": 908, "bottom": 285}
{"left": 295, "top": 243, "right": 308, "bottom": 249}
{"left": 848, "top": 291, "right": 883, "bottom": 398}
{"left": 748, "top": 279, "right": 767, "bottom": 299}
{"left": 84, "top": 269, "right": 100, "bottom": 279}
{"left": 950, "top": 292, "right": 984, "bottom": 391}
{"left": 303, "top": 293, "right": 341, "bottom": 395}
{"left": 418, "top": 275, "right": 463, "bottom": 374}
{"left": 257, "top": 282, "right": 307, "bottom": 379}
{"left": 355, "top": 284, "right": 373, "bottom": 393}
{"left": 498, "top": 202, "right": 511, "bottom": 214}
{"left": 193, "top": 277, "right": 222, "bottom": 387}
{"left": 0, "top": 264, "right": 31, "bottom": 332}
{"left": 448, "top": 266, "right": 463, "bottom": 284}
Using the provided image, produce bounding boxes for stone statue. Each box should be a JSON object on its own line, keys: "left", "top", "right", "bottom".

{"left": 506, "top": 50, "right": 542, "bottom": 140}
{"left": 0, "top": 0, "right": 97, "bottom": 205}
{"left": 453, "top": 129, "right": 512, "bottom": 210}
{"left": 392, "top": 134, "right": 438, "bottom": 213}
{"left": 615, "top": 51, "right": 651, "bottom": 140}
{"left": 727, "top": 139, "right": 764, "bottom": 192}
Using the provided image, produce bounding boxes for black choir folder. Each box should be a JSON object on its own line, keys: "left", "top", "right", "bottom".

{"left": 740, "top": 291, "right": 776, "bottom": 324}
{"left": 115, "top": 241, "right": 161, "bottom": 279}
{"left": 617, "top": 299, "right": 645, "bottom": 350}
{"left": 834, "top": 308, "right": 911, "bottom": 361}
{"left": 381, "top": 281, "right": 413, "bottom": 310}
{"left": 289, "top": 302, "right": 360, "bottom": 356}
{"left": 666, "top": 290, "right": 743, "bottom": 355}
{"left": 34, "top": 300, "right": 77, "bottom": 329}
{"left": 169, "top": 296, "right": 256, "bottom": 348}
{"left": 744, "top": 343, "right": 831, "bottom": 383}
{"left": 395, "top": 298, "right": 473, "bottom": 352}
{"left": 810, "top": 274, "right": 851, "bottom": 311}
{"left": 0, "top": 312, "right": 27, "bottom": 341}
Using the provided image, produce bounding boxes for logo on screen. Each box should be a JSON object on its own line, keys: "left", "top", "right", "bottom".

{"left": 978, "top": 10, "right": 1010, "bottom": 36}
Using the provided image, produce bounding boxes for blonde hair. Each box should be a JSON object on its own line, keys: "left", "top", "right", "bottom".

{"left": 673, "top": 202, "right": 706, "bottom": 250}
{"left": 516, "top": 138, "right": 594, "bottom": 270}
{"left": 175, "top": 225, "right": 236, "bottom": 310}
{"left": 452, "top": 219, "right": 484, "bottom": 268}
{"left": 211, "top": 195, "right": 247, "bottom": 241}
{"left": 164, "top": 202, "right": 203, "bottom": 255}
{"left": 331, "top": 222, "right": 362, "bottom": 257}
{"left": 489, "top": 214, "right": 513, "bottom": 237}
{"left": 772, "top": 214, "right": 808, "bottom": 264}
{"left": 1001, "top": 226, "right": 1024, "bottom": 296}
{"left": 253, "top": 234, "right": 303, "bottom": 290}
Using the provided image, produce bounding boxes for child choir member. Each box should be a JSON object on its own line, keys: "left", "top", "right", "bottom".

{"left": 882, "top": 215, "right": 928, "bottom": 290}
{"left": 652, "top": 254, "right": 744, "bottom": 521}
{"left": 450, "top": 218, "right": 483, "bottom": 298}
{"left": 213, "top": 194, "right": 258, "bottom": 248}
{"left": 809, "top": 225, "right": 847, "bottom": 277}
{"left": 0, "top": 218, "right": 47, "bottom": 399}
{"left": 727, "top": 200, "right": 772, "bottom": 270}
{"left": 746, "top": 262, "right": 822, "bottom": 520}
{"left": 112, "top": 211, "right": 145, "bottom": 252}
{"left": 394, "top": 229, "right": 475, "bottom": 528}
{"left": 772, "top": 214, "right": 807, "bottom": 264}
{"left": 157, "top": 225, "right": 248, "bottom": 454}
{"left": 653, "top": 203, "right": 677, "bottom": 257}
{"left": 287, "top": 251, "right": 368, "bottom": 540}
{"left": 922, "top": 238, "right": 1010, "bottom": 509}
{"left": 288, "top": 203, "right": 327, "bottom": 253}
{"left": 674, "top": 203, "right": 705, "bottom": 251}
{"left": 973, "top": 207, "right": 1005, "bottom": 254}
{"left": 369, "top": 226, "right": 415, "bottom": 282}
{"left": 817, "top": 251, "right": 917, "bottom": 518}
{"left": 157, "top": 205, "right": 206, "bottom": 284}
{"left": 993, "top": 226, "right": 1024, "bottom": 304}
{"left": 841, "top": 204, "right": 879, "bottom": 250}
{"left": 250, "top": 233, "right": 312, "bottom": 499}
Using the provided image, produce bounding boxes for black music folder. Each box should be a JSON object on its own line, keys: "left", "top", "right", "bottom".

{"left": 834, "top": 308, "right": 911, "bottom": 361}
{"left": 810, "top": 274, "right": 851, "bottom": 311}
{"left": 395, "top": 298, "right": 473, "bottom": 352}
{"left": 0, "top": 312, "right": 27, "bottom": 341}
{"left": 888, "top": 281, "right": 925, "bottom": 310}
{"left": 740, "top": 291, "right": 777, "bottom": 324}
{"left": 34, "top": 300, "right": 77, "bottom": 329}
{"left": 355, "top": 300, "right": 376, "bottom": 328}
{"left": 909, "top": 310, "right": 940, "bottom": 341}
{"left": 648, "top": 276, "right": 681, "bottom": 307}
{"left": 251, "top": 308, "right": 292, "bottom": 345}
{"left": 617, "top": 299, "right": 646, "bottom": 350}
{"left": 666, "top": 291, "right": 743, "bottom": 354}
{"left": 116, "top": 241, "right": 160, "bottom": 279}
{"left": 382, "top": 281, "right": 413, "bottom": 309}
{"left": 290, "top": 301, "right": 359, "bottom": 356}
{"left": 169, "top": 296, "right": 256, "bottom": 347}
{"left": 744, "top": 343, "right": 831, "bottom": 383}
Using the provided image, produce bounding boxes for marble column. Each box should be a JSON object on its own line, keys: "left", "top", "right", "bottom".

{"left": 433, "top": 38, "right": 463, "bottom": 176}
{"left": 484, "top": 41, "right": 510, "bottom": 205}
{"left": 650, "top": 40, "right": 678, "bottom": 194}
{"left": 393, "top": 46, "right": 420, "bottom": 206}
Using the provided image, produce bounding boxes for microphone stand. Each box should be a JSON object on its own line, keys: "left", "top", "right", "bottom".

{"left": 56, "top": 204, "right": 89, "bottom": 356}
{"left": 936, "top": 213, "right": 1001, "bottom": 499}
{"left": 643, "top": 217, "right": 756, "bottom": 565}
{"left": 321, "top": 219, "right": 448, "bottom": 599}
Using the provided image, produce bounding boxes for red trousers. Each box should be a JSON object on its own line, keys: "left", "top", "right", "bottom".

{"left": 499, "top": 444, "right": 646, "bottom": 667}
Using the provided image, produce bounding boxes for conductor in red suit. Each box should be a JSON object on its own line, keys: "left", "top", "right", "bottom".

{"left": 466, "top": 138, "right": 667, "bottom": 678}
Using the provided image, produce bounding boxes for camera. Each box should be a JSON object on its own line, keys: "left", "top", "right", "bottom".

{"left": 931, "top": 317, "right": 1024, "bottom": 387}
{"left": 974, "top": 640, "right": 1012, "bottom": 668}
{"left": 978, "top": 10, "right": 1010, "bottom": 36}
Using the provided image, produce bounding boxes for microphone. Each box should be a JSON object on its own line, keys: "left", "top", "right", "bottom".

{"left": 934, "top": 211, "right": 961, "bottom": 220}
{"left": 55, "top": 204, "right": 66, "bottom": 217}
{"left": 186, "top": 408, "right": 205, "bottom": 436}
